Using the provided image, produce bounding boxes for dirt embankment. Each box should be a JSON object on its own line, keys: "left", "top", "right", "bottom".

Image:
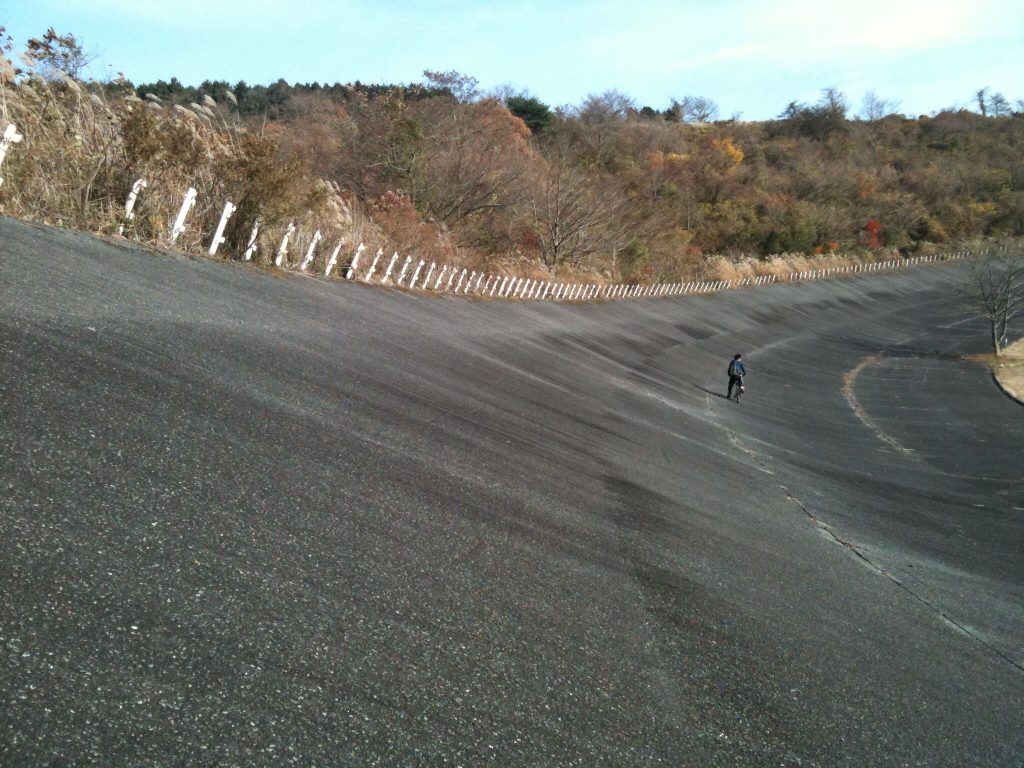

{"left": 992, "top": 338, "right": 1024, "bottom": 402}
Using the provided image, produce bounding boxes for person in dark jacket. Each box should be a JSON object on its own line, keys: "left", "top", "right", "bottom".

{"left": 727, "top": 354, "right": 746, "bottom": 399}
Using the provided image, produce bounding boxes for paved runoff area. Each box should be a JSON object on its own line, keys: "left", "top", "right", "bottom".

{"left": 1, "top": 216, "right": 1022, "bottom": 766}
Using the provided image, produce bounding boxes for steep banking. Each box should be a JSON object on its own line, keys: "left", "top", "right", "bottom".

{"left": 1, "top": 217, "right": 1022, "bottom": 766}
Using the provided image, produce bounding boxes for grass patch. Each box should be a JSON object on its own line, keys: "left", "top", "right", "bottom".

{"left": 992, "top": 339, "right": 1024, "bottom": 402}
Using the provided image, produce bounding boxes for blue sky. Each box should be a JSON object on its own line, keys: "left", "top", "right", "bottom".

{"left": 5, "top": 0, "right": 1023, "bottom": 119}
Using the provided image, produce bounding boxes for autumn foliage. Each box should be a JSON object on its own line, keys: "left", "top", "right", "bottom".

{"left": 2, "top": 28, "right": 1024, "bottom": 282}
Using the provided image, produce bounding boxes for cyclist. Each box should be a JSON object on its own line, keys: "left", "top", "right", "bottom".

{"left": 727, "top": 354, "right": 746, "bottom": 400}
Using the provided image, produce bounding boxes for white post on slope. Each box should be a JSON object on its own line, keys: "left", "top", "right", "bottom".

{"left": 424, "top": 263, "right": 436, "bottom": 289}
{"left": 345, "top": 243, "right": 366, "bottom": 279}
{"left": 170, "top": 187, "right": 198, "bottom": 244}
{"left": 0, "top": 123, "right": 24, "bottom": 188}
{"left": 396, "top": 254, "right": 413, "bottom": 285}
{"left": 473, "top": 272, "right": 485, "bottom": 293}
{"left": 364, "top": 247, "right": 384, "bottom": 282}
{"left": 434, "top": 265, "right": 449, "bottom": 290}
{"left": 243, "top": 218, "right": 260, "bottom": 261}
{"left": 300, "top": 230, "right": 323, "bottom": 271}
{"left": 381, "top": 252, "right": 399, "bottom": 283}
{"left": 410, "top": 259, "right": 425, "bottom": 288}
{"left": 492, "top": 277, "right": 505, "bottom": 296}
{"left": 118, "top": 178, "right": 147, "bottom": 235}
{"left": 208, "top": 200, "right": 237, "bottom": 256}
{"left": 446, "top": 267, "right": 460, "bottom": 292}
{"left": 275, "top": 221, "right": 295, "bottom": 267}
{"left": 324, "top": 241, "right": 344, "bottom": 277}
{"left": 463, "top": 271, "right": 476, "bottom": 293}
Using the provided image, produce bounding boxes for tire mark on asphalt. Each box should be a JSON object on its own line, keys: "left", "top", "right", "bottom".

{"left": 841, "top": 355, "right": 915, "bottom": 456}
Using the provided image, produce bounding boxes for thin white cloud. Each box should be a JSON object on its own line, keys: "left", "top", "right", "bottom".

{"left": 746, "top": 0, "right": 988, "bottom": 52}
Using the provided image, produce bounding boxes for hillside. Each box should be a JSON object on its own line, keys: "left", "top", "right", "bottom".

{"left": 2, "top": 29, "right": 1023, "bottom": 284}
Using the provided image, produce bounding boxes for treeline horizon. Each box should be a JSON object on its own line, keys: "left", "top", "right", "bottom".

{"left": 3, "top": 28, "right": 1024, "bottom": 282}
{"left": 132, "top": 73, "right": 1022, "bottom": 126}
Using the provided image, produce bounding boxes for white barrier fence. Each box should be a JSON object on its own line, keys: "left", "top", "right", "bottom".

{"left": 0, "top": 121, "right": 985, "bottom": 302}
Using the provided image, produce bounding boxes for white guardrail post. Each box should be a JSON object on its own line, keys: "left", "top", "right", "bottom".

{"left": 344, "top": 243, "right": 365, "bottom": 279}
{"left": 170, "top": 187, "right": 197, "bottom": 244}
{"left": 324, "top": 241, "right": 344, "bottom": 277}
{"left": 434, "top": 265, "right": 449, "bottom": 290}
{"left": 381, "top": 252, "right": 399, "bottom": 284}
{"left": 396, "top": 255, "right": 413, "bottom": 286}
{"left": 0, "top": 123, "right": 24, "bottom": 188}
{"left": 275, "top": 221, "right": 295, "bottom": 267}
{"left": 208, "top": 200, "right": 236, "bottom": 256}
{"left": 243, "top": 218, "right": 260, "bottom": 261}
{"left": 118, "top": 178, "right": 147, "bottom": 235}
{"left": 300, "top": 230, "right": 322, "bottom": 271}
{"left": 410, "top": 259, "right": 425, "bottom": 289}
{"left": 364, "top": 248, "right": 383, "bottom": 282}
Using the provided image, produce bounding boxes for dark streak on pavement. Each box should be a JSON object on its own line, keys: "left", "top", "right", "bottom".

{"left": 1, "top": 217, "right": 1022, "bottom": 766}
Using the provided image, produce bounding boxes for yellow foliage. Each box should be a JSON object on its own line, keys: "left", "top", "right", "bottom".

{"left": 712, "top": 137, "right": 743, "bottom": 166}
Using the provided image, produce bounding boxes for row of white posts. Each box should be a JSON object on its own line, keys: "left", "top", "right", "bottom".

{"left": 0, "top": 122, "right": 978, "bottom": 301}
{"left": 332, "top": 248, "right": 973, "bottom": 301}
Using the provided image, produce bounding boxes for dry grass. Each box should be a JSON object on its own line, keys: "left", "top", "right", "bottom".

{"left": 0, "top": 63, "right": 353, "bottom": 264}
{"left": 705, "top": 251, "right": 891, "bottom": 281}
{"left": 992, "top": 338, "right": 1024, "bottom": 402}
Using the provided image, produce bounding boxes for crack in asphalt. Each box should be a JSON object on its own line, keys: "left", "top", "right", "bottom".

{"left": 782, "top": 483, "right": 1024, "bottom": 675}
{"left": 707, "top": 311, "right": 1024, "bottom": 678}
{"left": 718, "top": 402, "right": 1024, "bottom": 676}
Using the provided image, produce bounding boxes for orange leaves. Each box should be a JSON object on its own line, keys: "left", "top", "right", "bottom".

{"left": 711, "top": 137, "right": 744, "bottom": 166}
{"left": 865, "top": 219, "right": 882, "bottom": 248}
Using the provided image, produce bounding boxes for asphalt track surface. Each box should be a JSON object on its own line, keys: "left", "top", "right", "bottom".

{"left": 1, "top": 216, "right": 1022, "bottom": 766}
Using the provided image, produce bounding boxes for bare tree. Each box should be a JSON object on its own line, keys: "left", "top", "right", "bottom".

{"left": 975, "top": 87, "right": 990, "bottom": 116}
{"left": 669, "top": 95, "right": 720, "bottom": 123}
{"left": 577, "top": 90, "right": 635, "bottom": 122}
{"left": 987, "top": 92, "right": 1011, "bottom": 117}
{"left": 965, "top": 249, "right": 1024, "bottom": 355}
{"left": 529, "top": 152, "right": 629, "bottom": 267}
{"left": 861, "top": 90, "right": 901, "bottom": 121}
{"left": 415, "top": 99, "right": 535, "bottom": 226}
{"left": 25, "top": 28, "right": 94, "bottom": 80}
{"left": 422, "top": 69, "right": 480, "bottom": 103}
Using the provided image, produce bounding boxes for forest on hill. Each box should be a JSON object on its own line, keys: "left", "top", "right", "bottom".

{"left": 2, "top": 28, "right": 1023, "bottom": 282}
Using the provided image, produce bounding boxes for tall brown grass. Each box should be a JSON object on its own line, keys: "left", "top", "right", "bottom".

{"left": 0, "top": 53, "right": 384, "bottom": 267}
